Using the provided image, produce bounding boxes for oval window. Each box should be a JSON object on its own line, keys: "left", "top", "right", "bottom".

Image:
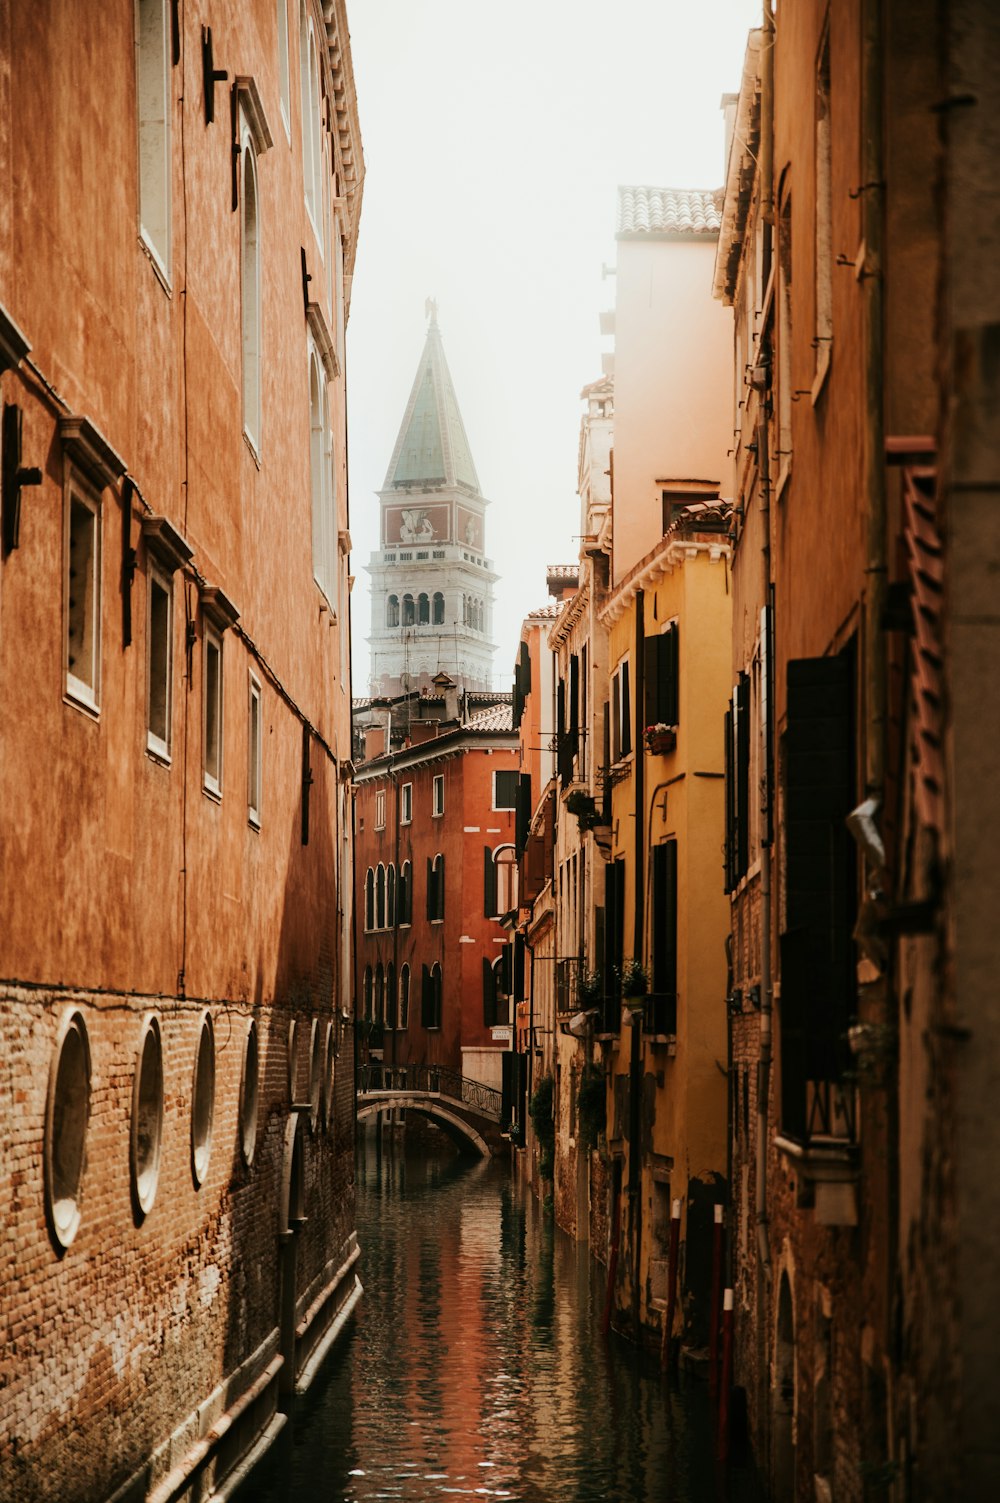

{"left": 240, "top": 1019, "right": 259, "bottom": 1164}
{"left": 309, "top": 1019, "right": 323, "bottom": 1130}
{"left": 323, "top": 1021, "right": 335, "bottom": 1133}
{"left": 45, "top": 1010, "right": 91, "bottom": 1249}
{"left": 131, "top": 1016, "right": 164, "bottom": 1216}
{"left": 191, "top": 1013, "right": 215, "bottom": 1186}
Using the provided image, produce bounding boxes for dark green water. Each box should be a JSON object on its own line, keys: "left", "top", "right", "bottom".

{"left": 245, "top": 1131, "right": 762, "bottom": 1502}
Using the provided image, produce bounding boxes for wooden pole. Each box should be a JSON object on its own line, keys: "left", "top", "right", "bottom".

{"left": 717, "top": 1288, "right": 734, "bottom": 1462}
{"left": 709, "top": 1204, "right": 724, "bottom": 1399}
{"left": 660, "top": 1197, "right": 682, "bottom": 1371}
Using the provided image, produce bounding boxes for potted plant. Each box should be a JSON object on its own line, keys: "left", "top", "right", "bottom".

{"left": 644, "top": 722, "right": 677, "bottom": 755}
{"left": 618, "top": 958, "right": 649, "bottom": 1014}
{"left": 565, "top": 788, "right": 600, "bottom": 831}
{"left": 576, "top": 968, "right": 603, "bottom": 1007}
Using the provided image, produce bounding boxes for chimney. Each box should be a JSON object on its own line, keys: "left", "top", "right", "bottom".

{"left": 409, "top": 720, "right": 439, "bottom": 744}
{"left": 432, "top": 671, "right": 460, "bottom": 725}
{"left": 364, "top": 724, "right": 386, "bottom": 760}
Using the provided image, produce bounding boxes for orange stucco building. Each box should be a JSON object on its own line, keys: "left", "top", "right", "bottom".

{"left": 0, "top": 2, "right": 362, "bottom": 1497}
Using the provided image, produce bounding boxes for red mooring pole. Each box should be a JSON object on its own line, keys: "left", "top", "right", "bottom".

{"left": 708, "top": 1204, "right": 724, "bottom": 1400}
{"left": 717, "top": 1287, "right": 734, "bottom": 1462}
{"left": 602, "top": 1178, "right": 622, "bottom": 1337}
{"left": 660, "top": 1197, "right": 682, "bottom": 1372}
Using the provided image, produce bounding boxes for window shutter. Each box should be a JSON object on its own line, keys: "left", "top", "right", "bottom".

{"left": 724, "top": 705, "right": 735, "bottom": 893}
{"left": 644, "top": 634, "right": 661, "bottom": 726}
{"left": 483, "top": 957, "right": 496, "bottom": 1027}
{"left": 736, "top": 672, "right": 750, "bottom": 879}
{"left": 421, "top": 964, "right": 432, "bottom": 1028}
{"left": 513, "top": 932, "right": 525, "bottom": 1002}
{"left": 569, "top": 653, "right": 579, "bottom": 737}
{"left": 652, "top": 841, "right": 678, "bottom": 1034}
{"left": 512, "top": 667, "right": 524, "bottom": 730}
{"left": 484, "top": 846, "right": 497, "bottom": 917}
{"left": 426, "top": 857, "right": 433, "bottom": 920}
{"left": 602, "top": 704, "right": 611, "bottom": 823}
{"left": 782, "top": 651, "right": 856, "bottom": 1131}
{"left": 515, "top": 774, "right": 531, "bottom": 856}
{"left": 437, "top": 855, "right": 445, "bottom": 920}
{"left": 611, "top": 673, "right": 621, "bottom": 761}
{"left": 621, "top": 663, "right": 632, "bottom": 755}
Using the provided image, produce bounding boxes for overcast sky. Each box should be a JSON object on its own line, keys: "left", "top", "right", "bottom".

{"left": 345, "top": 0, "right": 761, "bottom": 694}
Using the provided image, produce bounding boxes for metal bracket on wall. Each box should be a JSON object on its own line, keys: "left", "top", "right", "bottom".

{"left": 1, "top": 404, "right": 42, "bottom": 557}
{"left": 202, "top": 26, "right": 228, "bottom": 127}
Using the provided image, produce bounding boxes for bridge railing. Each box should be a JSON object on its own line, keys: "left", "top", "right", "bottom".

{"left": 358, "top": 1062, "right": 502, "bottom": 1123}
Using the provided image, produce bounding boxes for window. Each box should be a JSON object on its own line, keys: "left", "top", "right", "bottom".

{"left": 493, "top": 769, "right": 518, "bottom": 810}
{"left": 136, "top": 0, "right": 171, "bottom": 278}
{"left": 191, "top": 1013, "right": 215, "bottom": 1187}
{"left": 310, "top": 348, "right": 337, "bottom": 606}
{"left": 203, "top": 627, "right": 223, "bottom": 796}
{"left": 66, "top": 483, "right": 101, "bottom": 711}
{"left": 650, "top": 842, "right": 678, "bottom": 1036}
{"left": 387, "top": 594, "right": 399, "bottom": 628}
{"left": 45, "top": 1010, "right": 91, "bottom": 1249}
{"left": 418, "top": 592, "right": 429, "bottom": 625}
{"left": 364, "top": 867, "right": 375, "bottom": 931}
{"left": 146, "top": 565, "right": 173, "bottom": 760}
{"left": 432, "top": 591, "right": 445, "bottom": 625}
{"left": 277, "top": 0, "right": 290, "bottom": 134}
{"left": 309, "top": 1018, "right": 324, "bottom": 1129}
{"left": 240, "top": 1019, "right": 259, "bottom": 1163}
{"left": 398, "top": 964, "right": 410, "bottom": 1029}
{"left": 403, "top": 593, "right": 415, "bottom": 627}
{"left": 375, "top": 789, "right": 386, "bottom": 830}
{"left": 248, "top": 672, "right": 262, "bottom": 827}
{"left": 724, "top": 674, "right": 751, "bottom": 891}
{"left": 432, "top": 774, "right": 444, "bottom": 817}
{"left": 814, "top": 28, "right": 832, "bottom": 391}
{"left": 421, "top": 963, "right": 442, "bottom": 1030}
{"left": 375, "top": 863, "right": 386, "bottom": 929}
{"left": 427, "top": 852, "right": 445, "bottom": 922}
{"left": 323, "top": 1022, "right": 335, "bottom": 1132}
{"left": 387, "top": 863, "right": 396, "bottom": 927}
{"left": 398, "top": 861, "right": 412, "bottom": 926}
{"left": 287, "top": 1018, "right": 300, "bottom": 1099}
{"left": 484, "top": 844, "right": 517, "bottom": 919}
{"left": 644, "top": 622, "right": 679, "bottom": 731}
{"left": 299, "top": 3, "right": 323, "bottom": 245}
{"left": 374, "top": 964, "right": 384, "bottom": 1025}
{"left": 362, "top": 965, "right": 373, "bottom": 1022}
{"left": 400, "top": 782, "right": 413, "bottom": 824}
{"left": 241, "top": 134, "right": 261, "bottom": 450}
{"left": 483, "top": 956, "right": 510, "bottom": 1029}
{"left": 131, "top": 1015, "right": 164, "bottom": 1216}
{"left": 612, "top": 656, "right": 632, "bottom": 760}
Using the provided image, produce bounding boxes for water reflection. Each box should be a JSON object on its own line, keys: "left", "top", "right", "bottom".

{"left": 244, "top": 1129, "right": 761, "bottom": 1502}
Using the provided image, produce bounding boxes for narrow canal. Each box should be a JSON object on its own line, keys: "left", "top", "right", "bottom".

{"left": 246, "top": 1129, "right": 763, "bottom": 1502}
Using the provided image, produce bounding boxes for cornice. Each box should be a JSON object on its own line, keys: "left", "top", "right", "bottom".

{"left": 600, "top": 535, "right": 731, "bottom": 626}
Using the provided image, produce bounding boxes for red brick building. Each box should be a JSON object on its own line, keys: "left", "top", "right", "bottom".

{"left": 354, "top": 687, "right": 518, "bottom": 1096}
{"left": 0, "top": 3, "right": 362, "bottom": 1498}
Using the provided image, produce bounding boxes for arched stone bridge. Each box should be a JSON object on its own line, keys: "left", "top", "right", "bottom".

{"left": 357, "top": 1062, "right": 507, "bottom": 1157}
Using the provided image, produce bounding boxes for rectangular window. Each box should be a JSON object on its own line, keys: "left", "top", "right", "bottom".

{"left": 645, "top": 622, "right": 679, "bottom": 729}
{"left": 375, "top": 789, "right": 386, "bottom": 830}
{"left": 136, "top": 0, "right": 171, "bottom": 279}
{"left": 650, "top": 841, "right": 678, "bottom": 1036}
{"left": 432, "top": 774, "right": 444, "bottom": 817}
{"left": 66, "top": 484, "right": 101, "bottom": 711}
{"left": 777, "top": 192, "right": 793, "bottom": 482}
{"left": 203, "top": 628, "right": 223, "bottom": 796}
{"left": 146, "top": 565, "right": 173, "bottom": 759}
{"left": 400, "top": 782, "right": 413, "bottom": 823}
{"left": 248, "top": 672, "right": 262, "bottom": 828}
{"left": 493, "top": 769, "right": 518, "bottom": 810}
{"left": 612, "top": 657, "right": 631, "bottom": 761}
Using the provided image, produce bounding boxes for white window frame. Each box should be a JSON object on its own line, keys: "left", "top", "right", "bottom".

{"left": 432, "top": 773, "right": 444, "bottom": 818}
{"left": 400, "top": 782, "right": 413, "bottom": 824}
{"left": 203, "top": 625, "right": 224, "bottom": 797}
{"left": 299, "top": 4, "right": 323, "bottom": 253}
{"left": 277, "top": 0, "right": 291, "bottom": 139}
{"left": 241, "top": 124, "right": 262, "bottom": 454}
{"left": 248, "top": 671, "right": 263, "bottom": 828}
{"left": 65, "top": 476, "right": 102, "bottom": 716}
{"left": 146, "top": 561, "right": 174, "bottom": 762}
{"left": 135, "top": 0, "right": 172, "bottom": 285}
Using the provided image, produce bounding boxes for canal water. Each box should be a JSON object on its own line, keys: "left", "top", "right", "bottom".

{"left": 246, "top": 1130, "right": 763, "bottom": 1502}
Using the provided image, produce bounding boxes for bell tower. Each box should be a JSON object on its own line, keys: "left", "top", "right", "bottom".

{"left": 366, "top": 305, "right": 497, "bottom": 695}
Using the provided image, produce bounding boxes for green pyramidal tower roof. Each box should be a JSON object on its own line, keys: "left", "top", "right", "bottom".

{"left": 383, "top": 308, "right": 481, "bottom": 493}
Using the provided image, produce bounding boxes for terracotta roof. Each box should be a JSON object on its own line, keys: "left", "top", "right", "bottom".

{"left": 527, "top": 601, "right": 564, "bottom": 621}
{"left": 546, "top": 564, "right": 579, "bottom": 582}
{"left": 580, "top": 373, "right": 614, "bottom": 400}
{"left": 466, "top": 702, "right": 514, "bottom": 732}
{"left": 617, "top": 186, "right": 723, "bottom": 238}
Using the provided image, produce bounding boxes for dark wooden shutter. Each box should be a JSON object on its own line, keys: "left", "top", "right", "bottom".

{"left": 652, "top": 841, "right": 678, "bottom": 1034}
{"left": 515, "top": 774, "right": 531, "bottom": 856}
{"left": 426, "top": 856, "right": 434, "bottom": 919}
{"left": 781, "top": 651, "right": 856, "bottom": 1133}
{"left": 724, "top": 705, "right": 735, "bottom": 892}
{"left": 736, "top": 672, "right": 750, "bottom": 880}
{"left": 513, "top": 933, "right": 526, "bottom": 1002}
{"left": 621, "top": 663, "right": 632, "bottom": 754}
{"left": 421, "top": 964, "right": 432, "bottom": 1028}
{"left": 483, "top": 957, "right": 497, "bottom": 1027}
{"left": 601, "top": 704, "right": 611, "bottom": 822}
{"left": 484, "top": 846, "right": 497, "bottom": 917}
{"left": 436, "top": 855, "right": 445, "bottom": 920}
{"left": 569, "top": 653, "right": 579, "bottom": 753}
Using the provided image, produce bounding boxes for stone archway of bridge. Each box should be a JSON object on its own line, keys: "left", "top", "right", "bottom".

{"left": 357, "top": 1095, "right": 491, "bottom": 1157}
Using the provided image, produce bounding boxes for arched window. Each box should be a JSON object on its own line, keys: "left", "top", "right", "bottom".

{"left": 241, "top": 136, "right": 261, "bottom": 449}
{"left": 485, "top": 844, "right": 518, "bottom": 918}
{"left": 387, "top": 863, "right": 396, "bottom": 927}
{"left": 418, "top": 592, "right": 429, "bottom": 625}
{"left": 399, "top": 964, "right": 410, "bottom": 1029}
{"left": 421, "top": 962, "right": 443, "bottom": 1030}
{"left": 364, "top": 868, "right": 374, "bottom": 931}
{"left": 363, "top": 965, "right": 373, "bottom": 1021}
{"left": 375, "top": 863, "right": 386, "bottom": 930}
{"left": 403, "top": 594, "right": 415, "bottom": 627}
{"left": 299, "top": 3, "right": 323, "bottom": 245}
{"left": 427, "top": 852, "right": 445, "bottom": 921}
{"left": 310, "top": 349, "right": 334, "bottom": 600}
{"left": 433, "top": 592, "right": 444, "bottom": 624}
{"left": 399, "top": 861, "right": 412, "bottom": 925}
{"left": 483, "top": 956, "right": 510, "bottom": 1028}
{"left": 374, "top": 963, "right": 384, "bottom": 1025}
{"left": 387, "top": 594, "right": 399, "bottom": 628}
{"left": 45, "top": 1010, "right": 92, "bottom": 1249}
{"left": 385, "top": 963, "right": 396, "bottom": 1030}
